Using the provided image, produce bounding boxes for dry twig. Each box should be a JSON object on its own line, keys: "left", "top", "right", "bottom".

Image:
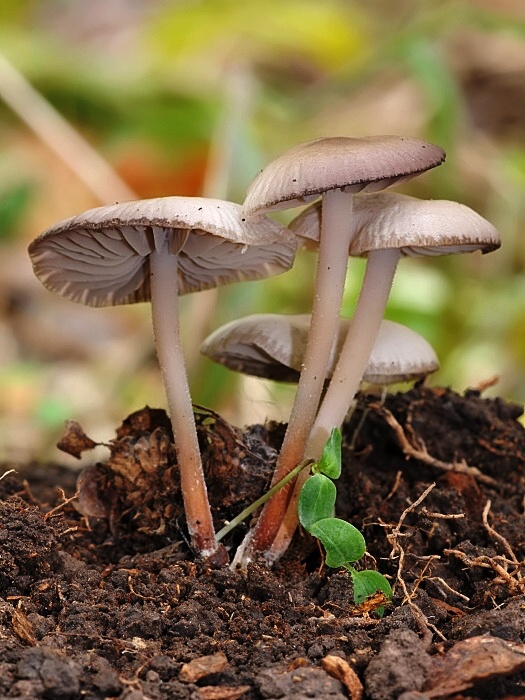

{"left": 372, "top": 404, "right": 497, "bottom": 486}
{"left": 445, "top": 501, "right": 524, "bottom": 594}
{"left": 380, "top": 483, "right": 448, "bottom": 642}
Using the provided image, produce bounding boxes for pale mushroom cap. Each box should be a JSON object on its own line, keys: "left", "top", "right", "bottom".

{"left": 201, "top": 314, "right": 439, "bottom": 385}
{"left": 200, "top": 314, "right": 330, "bottom": 382}
{"left": 28, "top": 197, "right": 298, "bottom": 307}
{"left": 290, "top": 192, "right": 501, "bottom": 256}
{"left": 243, "top": 136, "right": 446, "bottom": 216}
{"left": 364, "top": 320, "right": 439, "bottom": 384}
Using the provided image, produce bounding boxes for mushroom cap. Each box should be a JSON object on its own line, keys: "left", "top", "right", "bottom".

{"left": 28, "top": 197, "right": 298, "bottom": 307}
{"left": 289, "top": 192, "right": 501, "bottom": 256}
{"left": 243, "top": 136, "right": 446, "bottom": 216}
{"left": 200, "top": 313, "right": 344, "bottom": 382}
{"left": 363, "top": 320, "right": 439, "bottom": 384}
{"left": 200, "top": 314, "right": 439, "bottom": 385}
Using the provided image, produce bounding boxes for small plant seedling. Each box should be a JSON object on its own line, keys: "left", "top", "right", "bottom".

{"left": 298, "top": 428, "right": 392, "bottom": 614}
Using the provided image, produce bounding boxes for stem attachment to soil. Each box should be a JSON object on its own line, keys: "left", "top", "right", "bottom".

{"left": 150, "top": 240, "right": 219, "bottom": 559}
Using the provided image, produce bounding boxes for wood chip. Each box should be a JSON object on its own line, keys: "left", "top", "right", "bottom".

{"left": 425, "top": 635, "right": 525, "bottom": 697}
{"left": 197, "top": 686, "right": 251, "bottom": 700}
{"left": 179, "top": 651, "right": 229, "bottom": 683}
{"left": 12, "top": 608, "right": 36, "bottom": 646}
{"left": 322, "top": 654, "right": 363, "bottom": 700}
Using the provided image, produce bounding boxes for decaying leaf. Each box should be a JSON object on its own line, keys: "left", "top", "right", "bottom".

{"left": 350, "top": 591, "right": 390, "bottom": 617}
{"left": 56, "top": 420, "right": 98, "bottom": 459}
{"left": 76, "top": 464, "right": 108, "bottom": 519}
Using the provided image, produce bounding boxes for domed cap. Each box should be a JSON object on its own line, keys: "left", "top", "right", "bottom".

{"left": 243, "top": 136, "right": 446, "bottom": 216}
{"left": 28, "top": 196, "right": 298, "bottom": 307}
{"left": 289, "top": 191, "right": 501, "bottom": 256}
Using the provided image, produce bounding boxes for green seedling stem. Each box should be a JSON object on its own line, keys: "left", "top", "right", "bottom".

{"left": 216, "top": 458, "right": 314, "bottom": 542}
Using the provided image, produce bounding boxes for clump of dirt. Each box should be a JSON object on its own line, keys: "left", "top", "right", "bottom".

{"left": 0, "top": 383, "right": 524, "bottom": 699}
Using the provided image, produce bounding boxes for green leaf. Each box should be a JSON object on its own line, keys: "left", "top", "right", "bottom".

{"left": 316, "top": 428, "right": 342, "bottom": 479}
{"left": 308, "top": 517, "right": 366, "bottom": 567}
{"left": 349, "top": 569, "right": 393, "bottom": 605}
{"left": 298, "top": 473, "right": 336, "bottom": 532}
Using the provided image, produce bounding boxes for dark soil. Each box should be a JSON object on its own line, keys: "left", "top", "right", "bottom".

{"left": 1, "top": 384, "right": 525, "bottom": 700}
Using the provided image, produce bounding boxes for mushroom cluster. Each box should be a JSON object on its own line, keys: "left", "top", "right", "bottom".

{"left": 28, "top": 136, "right": 501, "bottom": 567}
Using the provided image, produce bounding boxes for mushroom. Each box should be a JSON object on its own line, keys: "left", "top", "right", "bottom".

{"left": 200, "top": 313, "right": 439, "bottom": 385}
{"left": 290, "top": 191, "right": 501, "bottom": 457}
{"left": 240, "top": 136, "right": 445, "bottom": 559}
{"left": 28, "top": 196, "right": 297, "bottom": 561}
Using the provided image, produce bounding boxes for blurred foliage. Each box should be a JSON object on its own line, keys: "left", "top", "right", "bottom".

{"left": 0, "top": 0, "right": 524, "bottom": 461}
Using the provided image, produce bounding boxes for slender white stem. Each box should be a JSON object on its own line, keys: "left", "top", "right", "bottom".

{"left": 149, "top": 240, "right": 218, "bottom": 558}
{"left": 266, "top": 248, "right": 401, "bottom": 565}
{"left": 239, "top": 189, "right": 356, "bottom": 561}
{"left": 308, "top": 248, "right": 401, "bottom": 458}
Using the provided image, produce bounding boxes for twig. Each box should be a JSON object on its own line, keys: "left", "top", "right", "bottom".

{"left": 43, "top": 488, "right": 78, "bottom": 520}
{"left": 381, "top": 483, "right": 448, "bottom": 643}
{"left": 373, "top": 404, "right": 497, "bottom": 486}
{"left": 385, "top": 470, "right": 403, "bottom": 501}
{"left": 421, "top": 508, "right": 464, "bottom": 520}
{"left": 445, "top": 548, "right": 524, "bottom": 593}
{"left": 427, "top": 576, "right": 470, "bottom": 602}
{"left": 388, "top": 482, "right": 436, "bottom": 557}
{"left": 0, "top": 469, "right": 15, "bottom": 481}
{"left": 0, "top": 53, "right": 136, "bottom": 203}
{"left": 482, "top": 500, "right": 521, "bottom": 568}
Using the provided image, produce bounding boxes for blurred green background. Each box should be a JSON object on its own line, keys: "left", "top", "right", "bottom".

{"left": 0, "top": 0, "right": 524, "bottom": 464}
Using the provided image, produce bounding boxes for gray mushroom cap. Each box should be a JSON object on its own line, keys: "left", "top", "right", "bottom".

{"left": 290, "top": 191, "right": 501, "bottom": 256}
{"left": 243, "top": 136, "right": 446, "bottom": 216}
{"left": 200, "top": 314, "right": 439, "bottom": 385}
{"left": 28, "top": 196, "right": 298, "bottom": 307}
{"left": 363, "top": 320, "right": 439, "bottom": 384}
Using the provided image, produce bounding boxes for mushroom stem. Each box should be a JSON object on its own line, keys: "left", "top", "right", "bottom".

{"left": 239, "top": 189, "right": 356, "bottom": 562}
{"left": 266, "top": 465, "right": 311, "bottom": 564}
{"left": 150, "top": 239, "right": 219, "bottom": 558}
{"left": 267, "top": 247, "right": 400, "bottom": 565}
{"left": 308, "top": 247, "right": 401, "bottom": 458}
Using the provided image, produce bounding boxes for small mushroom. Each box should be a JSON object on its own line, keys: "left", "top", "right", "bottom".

{"left": 28, "top": 196, "right": 297, "bottom": 560}
{"left": 290, "top": 191, "right": 500, "bottom": 457}
{"left": 240, "top": 136, "right": 445, "bottom": 559}
{"left": 200, "top": 313, "right": 439, "bottom": 385}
